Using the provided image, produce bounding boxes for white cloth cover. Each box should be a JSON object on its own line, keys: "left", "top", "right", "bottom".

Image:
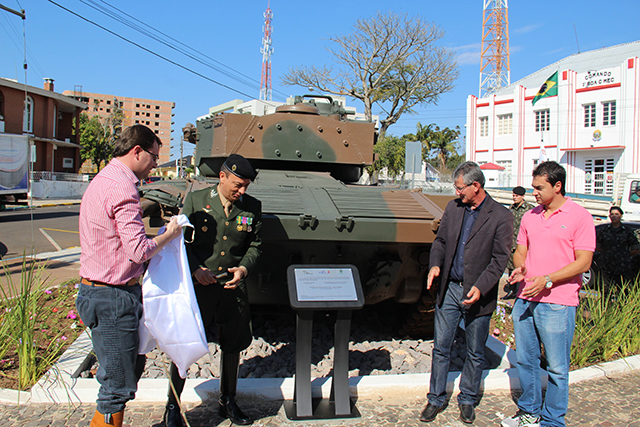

{"left": 138, "top": 214, "right": 208, "bottom": 378}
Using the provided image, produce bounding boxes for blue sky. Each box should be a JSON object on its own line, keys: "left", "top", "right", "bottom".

{"left": 2, "top": 0, "right": 639, "bottom": 160}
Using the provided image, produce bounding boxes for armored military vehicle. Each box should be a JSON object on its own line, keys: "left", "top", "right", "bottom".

{"left": 140, "top": 95, "right": 453, "bottom": 336}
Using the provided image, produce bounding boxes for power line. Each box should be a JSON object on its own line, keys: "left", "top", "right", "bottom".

{"left": 47, "top": 0, "right": 256, "bottom": 99}
{"left": 81, "top": 0, "right": 288, "bottom": 98}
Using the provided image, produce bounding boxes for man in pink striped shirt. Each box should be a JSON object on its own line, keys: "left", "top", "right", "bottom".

{"left": 76, "top": 125, "right": 181, "bottom": 427}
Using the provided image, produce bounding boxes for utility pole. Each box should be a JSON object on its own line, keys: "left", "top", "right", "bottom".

{"left": 0, "top": 3, "right": 25, "bottom": 19}
{"left": 479, "top": 0, "right": 510, "bottom": 98}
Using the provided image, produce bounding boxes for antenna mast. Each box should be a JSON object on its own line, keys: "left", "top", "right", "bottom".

{"left": 479, "top": 0, "right": 510, "bottom": 98}
{"left": 259, "top": 2, "right": 273, "bottom": 101}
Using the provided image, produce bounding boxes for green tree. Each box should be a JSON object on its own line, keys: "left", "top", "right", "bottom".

{"left": 76, "top": 99, "right": 124, "bottom": 171}
{"left": 281, "top": 11, "right": 458, "bottom": 141}
{"left": 409, "top": 123, "right": 462, "bottom": 171}
{"left": 369, "top": 134, "right": 407, "bottom": 181}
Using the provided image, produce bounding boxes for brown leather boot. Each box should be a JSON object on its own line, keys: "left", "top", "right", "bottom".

{"left": 90, "top": 409, "right": 124, "bottom": 427}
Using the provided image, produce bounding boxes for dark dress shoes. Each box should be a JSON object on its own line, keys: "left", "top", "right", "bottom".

{"left": 459, "top": 403, "right": 476, "bottom": 423}
{"left": 163, "top": 403, "right": 185, "bottom": 427}
{"left": 219, "top": 396, "right": 252, "bottom": 425}
{"left": 420, "top": 403, "right": 443, "bottom": 422}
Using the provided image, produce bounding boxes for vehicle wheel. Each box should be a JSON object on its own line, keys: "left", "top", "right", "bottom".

{"left": 582, "top": 267, "right": 593, "bottom": 287}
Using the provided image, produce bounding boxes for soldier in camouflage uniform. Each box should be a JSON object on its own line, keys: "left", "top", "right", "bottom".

{"left": 503, "top": 186, "right": 535, "bottom": 300}
{"left": 595, "top": 206, "right": 639, "bottom": 292}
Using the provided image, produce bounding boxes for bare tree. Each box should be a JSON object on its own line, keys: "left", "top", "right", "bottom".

{"left": 281, "top": 11, "right": 458, "bottom": 140}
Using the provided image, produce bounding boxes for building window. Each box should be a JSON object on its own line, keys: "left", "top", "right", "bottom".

{"left": 154, "top": 130, "right": 159, "bottom": 134}
{"left": 0, "top": 90, "right": 4, "bottom": 119}
{"left": 156, "top": 105, "right": 160, "bottom": 110}
{"left": 603, "top": 101, "right": 616, "bottom": 126}
{"left": 497, "top": 160, "right": 512, "bottom": 187}
{"left": 23, "top": 96, "right": 34, "bottom": 133}
{"left": 106, "top": 109, "right": 110, "bottom": 113}
{"left": 155, "top": 113, "right": 160, "bottom": 118}
{"left": 146, "top": 113, "right": 150, "bottom": 117}
{"left": 155, "top": 122, "right": 159, "bottom": 126}
{"left": 535, "top": 109, "right": 550, "bottom": 132}
{"left": 497, "top": 114, "right": 512, "bottom": 135}
{"left": 584, "top": 158, "right": 615, "bottom": 195}
{"left": 584, "top": 103, "right": 596, "bottom": 127}
{"left": 53, "top": 105, "right": 58, "bottom": 138}
{"left": 136, "top": 103, "right": 140, "bottom": 108}
{"left": 479, "top": 117, "right": 488, "bottom": 137}
{"left": 135, "top": 111, "right": 139, "bottom": 116}
{"left": 106, "top": 100, "right": 111, "bottom": 105}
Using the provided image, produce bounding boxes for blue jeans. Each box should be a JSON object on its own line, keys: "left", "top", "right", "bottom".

{"left": 76, "top": 283, "right": 146, "bottom": 414}
{"left": 512, "top": 298, "right": 576, "bottom": 427}
{"left": 428, "top": 281, "right": 491, "bottom": 407}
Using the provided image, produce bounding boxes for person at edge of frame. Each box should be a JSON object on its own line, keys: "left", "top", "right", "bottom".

{"left": 76, "top": 125, "right": 182, "bottom": 427}
{"left": 502, "top": 161, "right": 595, "bottom": 427}
{"left": 419, "top": 161, "right": 513, "bottom": 424}
{"left": 594, "top": 205, "right": 639, "bottom": 293}
{"left": 163, "top": 154, "right": 262, "bottom": 427}
{"left": 503, "top": 186, "right": 535, "bottom": 300}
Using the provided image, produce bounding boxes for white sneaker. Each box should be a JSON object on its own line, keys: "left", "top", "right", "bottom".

{"left": 501, "top": 411, "right": 541, "bottom": 427}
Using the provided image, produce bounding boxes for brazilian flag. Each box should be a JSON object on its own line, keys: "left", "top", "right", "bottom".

{"left": 532, "top": 71, "right": 558, "bottom": 105}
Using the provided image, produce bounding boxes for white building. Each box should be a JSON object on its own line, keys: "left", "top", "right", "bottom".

{"left": 466, "top": 41, "right": 640, "bottom": 195}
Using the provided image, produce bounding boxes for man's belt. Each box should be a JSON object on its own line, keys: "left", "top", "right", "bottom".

{"left": 80, "top": 277, "right": 139, "bottom": 287}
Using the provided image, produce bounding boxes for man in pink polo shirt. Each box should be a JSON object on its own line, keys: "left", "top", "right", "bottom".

{"left": 503, "top": 161, "right": 595, "bottom": 427}
{"left": 77, "top": 125, "right": 182, "bottom": 427}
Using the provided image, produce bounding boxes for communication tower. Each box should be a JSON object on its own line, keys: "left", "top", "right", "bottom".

{"left": 479, "top": 0, "right": 510, "bottom": 98}
{"left": 259, "top": 2, "right": 273, "bottom": 101}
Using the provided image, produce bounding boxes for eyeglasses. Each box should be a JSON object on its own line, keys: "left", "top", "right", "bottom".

{"left": 141, "top": 147, "right": 159, "bottom": 163}
{"left": 453, "top": 183, "right": 470, "bottom": 193}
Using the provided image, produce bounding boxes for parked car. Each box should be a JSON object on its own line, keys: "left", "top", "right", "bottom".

{"left": 583, "top": 221, "right": 640, "bottom": 286}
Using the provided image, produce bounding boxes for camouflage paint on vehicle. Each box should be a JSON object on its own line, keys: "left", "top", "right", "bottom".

{"left": 140, "top": 96, "right": 454, "bottom": 324}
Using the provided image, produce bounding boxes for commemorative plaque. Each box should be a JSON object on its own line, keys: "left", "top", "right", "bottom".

{"left": 284, "top": 265, "right": 364, "bottom": 420}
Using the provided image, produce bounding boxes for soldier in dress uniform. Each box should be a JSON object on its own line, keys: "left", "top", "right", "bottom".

{"left": 163, "top": 154, "right": 261, "bottom": 427}
{"left": 503, "top": 186, "right": 535, "bottom": 300}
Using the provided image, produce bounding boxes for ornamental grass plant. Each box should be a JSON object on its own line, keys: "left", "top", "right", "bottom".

{"left": 571, "top": 276, "right": 640, "bottom": 368}
{"left": 0, "top": 255, "right": 83, "bottom": 390}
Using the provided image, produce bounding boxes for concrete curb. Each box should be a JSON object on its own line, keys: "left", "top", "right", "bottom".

{"left": 2, "top": 328, "right": 639, "bottom": 406}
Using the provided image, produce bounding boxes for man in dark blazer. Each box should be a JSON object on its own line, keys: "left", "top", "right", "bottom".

{"left": 163, "top": 154, "right": 262, "bottom": 427}
{"left": 420, "top": 161, "right": 512, "bottom": 424}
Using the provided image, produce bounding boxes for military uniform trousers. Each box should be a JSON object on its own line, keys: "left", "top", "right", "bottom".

{"left": 193, "top": 280, "right": 252, "bottom": 353}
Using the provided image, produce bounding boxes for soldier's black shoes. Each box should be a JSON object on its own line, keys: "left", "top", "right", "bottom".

{"left": 219, "top": 396, "right": 252, "bottom": 425}
{"left": 420, "top": 403, "right": 443, "bottom": 422}
{"left": 163, "top": 403, "right": 185, "bottom": 427}
{"left": 459, "top": 403, "right": 476, "bottom": 423}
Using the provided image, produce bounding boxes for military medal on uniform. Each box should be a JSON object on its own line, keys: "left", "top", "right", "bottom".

{"left": 236, "top": 216, "right": 253, "bottom": 232}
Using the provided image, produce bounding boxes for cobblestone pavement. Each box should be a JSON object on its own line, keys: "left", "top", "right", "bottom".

{"left": 2, "top": 370, "right": 638, "bottom": 426}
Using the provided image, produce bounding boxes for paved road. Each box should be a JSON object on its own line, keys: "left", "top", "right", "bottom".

{"left": 0, "top": 205, "right": 81, "bottom": 259}
{"left": 0, "top": 204, "right": 82, "bottom": 296}
{"left": 1, "top": 370, "right": 639, "bottom": 426}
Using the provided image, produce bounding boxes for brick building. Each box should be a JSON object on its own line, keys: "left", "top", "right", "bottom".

{"left": 62, "top": 89, "right": 175, "bottom": 167}
{"left": 0, "top": 77, "right": 86, "bottom": 174}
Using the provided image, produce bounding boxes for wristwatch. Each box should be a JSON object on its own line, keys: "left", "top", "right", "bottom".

{"left": 544, "top": 275, "right": 553, "bottom": 289}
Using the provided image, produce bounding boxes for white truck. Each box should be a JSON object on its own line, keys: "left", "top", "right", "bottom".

{"left": 616, "top": 173, "right": 640, "bottom": 222}
{"left": 0, "top": 134, "right": 30, "bottom": 208}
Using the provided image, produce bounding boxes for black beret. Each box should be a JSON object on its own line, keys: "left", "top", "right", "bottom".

{"left": 512, "top": 186, "right": 526, "bottom": 196}
{"left": 223, "top": 154, "right": 257, "bottom": 181}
